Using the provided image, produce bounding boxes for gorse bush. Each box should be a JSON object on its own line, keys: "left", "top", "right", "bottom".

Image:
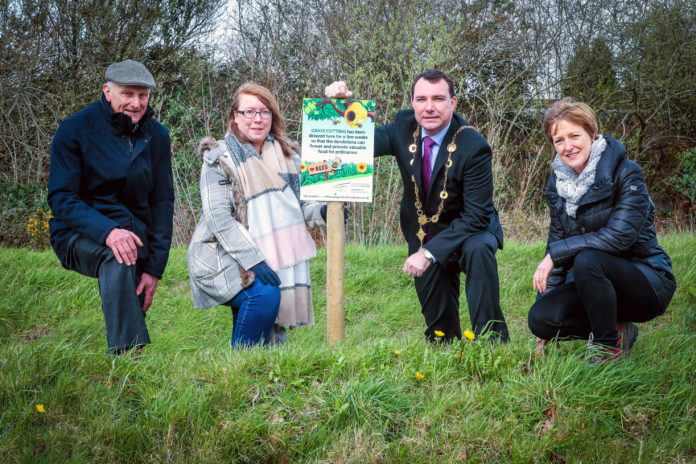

{"left": 26, "top": 208, "right": 52, "bottom": 249}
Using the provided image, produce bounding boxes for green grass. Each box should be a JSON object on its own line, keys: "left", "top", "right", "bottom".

{"left": 1, "top": 236, "right": 695, "bottom": 463}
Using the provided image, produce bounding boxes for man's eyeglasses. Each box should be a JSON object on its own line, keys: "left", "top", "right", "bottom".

{"left": 237, "top": 109, "right": 272, "bottom": 119}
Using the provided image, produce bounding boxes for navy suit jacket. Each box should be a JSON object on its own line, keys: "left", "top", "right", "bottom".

{"left": 374, "top": 109, "right": 503, "bottom": 263}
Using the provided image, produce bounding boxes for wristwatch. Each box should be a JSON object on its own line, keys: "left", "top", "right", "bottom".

{"left": 422, "top": 249, "right": 434, "bottom": 262}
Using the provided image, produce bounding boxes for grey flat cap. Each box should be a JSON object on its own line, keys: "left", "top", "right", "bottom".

{"left": 105, "top": 59, "right": 156, "bottom": 88}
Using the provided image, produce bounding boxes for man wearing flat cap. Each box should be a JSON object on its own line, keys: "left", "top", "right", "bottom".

{"left": 48, "top": 59, "right": 174, "bottom": 355}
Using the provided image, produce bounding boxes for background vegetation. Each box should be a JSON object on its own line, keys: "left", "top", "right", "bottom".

{"left": 1, "top": 0, "right": 695, "bottom": 248}
{"left": 2, "top": 3, "right": 694, "bottom": 460}
{"left": 1, "top": 236, "right": 695, "bottom": 463}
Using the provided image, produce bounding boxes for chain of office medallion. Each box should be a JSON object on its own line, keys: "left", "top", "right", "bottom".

{"left": 408, "top": 125, "right": 475, "bottom": 248}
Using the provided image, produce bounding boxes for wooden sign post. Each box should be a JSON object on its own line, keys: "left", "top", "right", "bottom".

{"left": 326, "top": 201, "right": 345, "bottom": 343}
{"left": 299, "top": 98, "right": 375, "bottom": 344}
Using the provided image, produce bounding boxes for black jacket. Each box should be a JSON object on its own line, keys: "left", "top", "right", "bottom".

{"left": 543, "top": 136, "right": 675, "bottom": 304}
{"left": 47, "top": 94, "right": 174, "bottom": 278}
{"left": 375, "top": 110, "right": 503, "bottom": 262}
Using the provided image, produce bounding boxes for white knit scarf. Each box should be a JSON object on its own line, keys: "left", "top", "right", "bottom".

{"left": 552, "top": 135, "right": 607, "bottom": 217}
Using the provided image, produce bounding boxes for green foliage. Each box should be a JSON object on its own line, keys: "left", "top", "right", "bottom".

{"left": 0, "top": 0, "right": 225, "bottom": 247}
{"left": 1, "top": 237, "right": 695, "bottom": 462}
{"left": 598, "top": 0, "right": 696, "bottom": 171}
{"left": 2, "top": 0, "right": 696, "bottom": 247}
{"left": 671, "top": 148, "right": 696, "bottom": 204}
{"left": 562, "top": 39, "right": 619, "bottom": 107}
{"left": 0, "top": 181, "right": 49, "bottom": 247}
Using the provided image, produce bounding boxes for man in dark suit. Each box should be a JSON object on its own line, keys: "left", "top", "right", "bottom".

{"left": 325, "top": 69, "right": 508, "bottom": 342}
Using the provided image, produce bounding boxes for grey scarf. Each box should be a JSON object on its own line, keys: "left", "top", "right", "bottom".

{"left": 552, "top": 135, "right": 607, "bottom": 217}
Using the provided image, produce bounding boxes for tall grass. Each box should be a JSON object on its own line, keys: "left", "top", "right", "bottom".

{"left": 1, "top": 236, "right": 695, "bottom": 463}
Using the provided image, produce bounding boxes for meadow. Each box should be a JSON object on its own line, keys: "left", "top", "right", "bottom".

{"left": 1, "top": 236, "right": 695, "bottom": 463}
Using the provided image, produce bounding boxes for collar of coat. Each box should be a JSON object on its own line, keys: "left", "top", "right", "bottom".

{"left": 548, "top": 135, "right": 628, "bottom": 207}
{"left": 99, "top": 93, "right": 154, "bottom": 137}
{"left": 580, "top": 136, "right": 627, "bottom": 204}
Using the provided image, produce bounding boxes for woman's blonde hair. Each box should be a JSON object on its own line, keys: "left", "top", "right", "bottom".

{"left": 542, "top": 97, "right": 598, "bottom": 143}
{"left": 227, "top": 82, "right": 297, "bottom": 158}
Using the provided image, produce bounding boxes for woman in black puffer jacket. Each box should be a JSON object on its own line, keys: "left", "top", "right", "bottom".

{"left": 528, "top": 98, "right": 676, "bottom": 364}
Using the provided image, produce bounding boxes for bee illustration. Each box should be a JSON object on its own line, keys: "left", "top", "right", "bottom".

{"left": 330, "top": 157, "right": 343, "bottom": 170}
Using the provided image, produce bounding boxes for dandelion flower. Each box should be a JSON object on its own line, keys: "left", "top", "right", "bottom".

{"left": 434, "top": 330, "right": 445, "bottom": 337}
{"left": 356, "top": 162, "right": 368, "bottom": 173}
{"left": 300, "top": 162, "right": 307, "bottom": 173}
{"left": 36, "top": 404, "right": 45, "bottom": 413}
{"left": 394, "top": 350, "right": 400, "bottom": 356}
{"left": 415, "top": 372, "right": 424, "bottom": 380}
{"left": 464, "top": 330, "right": 476, "bottom": 340}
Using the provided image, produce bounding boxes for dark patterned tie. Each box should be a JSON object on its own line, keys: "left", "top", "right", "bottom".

{"left": 422, "top": 136, "right": 435, "bottom": 197}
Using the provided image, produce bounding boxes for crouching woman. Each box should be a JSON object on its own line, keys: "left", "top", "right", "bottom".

{"left": 528, "top": 98, "right": 676, "bottom": 364}
{"left": 188, "top": 83, "right": 325, "bottom": 347}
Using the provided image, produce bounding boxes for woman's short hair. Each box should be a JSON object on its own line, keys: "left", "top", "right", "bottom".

{"left": 542, "top": 97, "right": 598, "bottom": 143}
{"left": 227, "top": 82, "right": 296, "bottom": 158}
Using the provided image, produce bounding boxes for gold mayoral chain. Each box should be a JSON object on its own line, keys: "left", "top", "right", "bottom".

{"left": 408, "top": 124, "right": 476, "bottom": 249}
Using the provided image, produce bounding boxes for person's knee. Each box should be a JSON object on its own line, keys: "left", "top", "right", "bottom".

{"left": 528, "top": 305, "right": 554, "bottom": 339}
{"left": 573, "top": 249, "right": 604, "bottom": 275}
{"left": 99, "top": 249, "right": 121, "bottom": 268}
{"left": 462, "top": 233, "right": 495, "bottom": 254}
{"left": 247, "top": 283, "right": 281, "bottom": 318}
{"left": 459, "top": 233, "right": 497, "bottom": 268}
{"left": 98, "top": 251, "right": 138, "bottom": 283}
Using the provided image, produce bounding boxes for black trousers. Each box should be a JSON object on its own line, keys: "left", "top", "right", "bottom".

{"left": 528, "top": 249, "right": 675, "bottom": 347}
{"left": 415, "top": 232, "right": 509, "bottom": 343}
{"left": 65, "top": 236, "right": 150, "bottom": 354}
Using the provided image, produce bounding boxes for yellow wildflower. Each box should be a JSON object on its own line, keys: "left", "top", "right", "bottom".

{"left": 356, "top": 162, "right": 368, "bottom": 173}
{"left": 394, "top": 350, "right": 400, "bottom": 356}
{"left": 464, "top": 330, "right": 476, "bottom": 340}
{"left": 36, "top": 404, "right": 45, "bottom": 413}
{"left": 434, "top": 330, "right": 445, "bottom": 337}
{"left": 415, "top": 372, "right": 425, "bottom": 380}
{"left": 27, "top": 208, "right": 52, "bottom": 248}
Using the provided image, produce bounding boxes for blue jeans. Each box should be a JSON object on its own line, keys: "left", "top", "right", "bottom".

{"left": 227, "top": 280, "right": 280, "bottom": 347}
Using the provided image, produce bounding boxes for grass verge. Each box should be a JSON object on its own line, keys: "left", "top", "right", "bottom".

{"left": 1, "top": 236, "right": 695, "bottom": 463}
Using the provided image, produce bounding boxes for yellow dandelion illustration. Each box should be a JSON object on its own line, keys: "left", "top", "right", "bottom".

{"left": 394, "top": 350, "right": 400, "bottom": 356}
{"left": 357, "top": 162, "right": 368, "bottom": 173}
{"left": 434, "top": 330, "right": 445, "bottom": 337}
{"left": 300, "top": 162, "right": 307, "bottom": 173}
{"left": 464, "top": 330, "right": 476, "bottom": 340}
{"left": 344, "top": 101, "right": 368, "bottom": 128}
{"left": 36, "top": 404, "right": 45, "bottom": 413}
{"left": 329, "top": 170, "right": 334, "bottom": 175}
{"left": 415, "top": 372, "right": 425, "bottom": 380}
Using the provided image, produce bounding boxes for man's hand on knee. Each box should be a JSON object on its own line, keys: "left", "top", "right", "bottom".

{"left": 403, "top": 250, "right": 433, "bottom": 277}
{"left": 137, "top": 272, "right": 159, "bottom": 312}
{"left": 105, "top": 228, "right": 143, "bottom": 266}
